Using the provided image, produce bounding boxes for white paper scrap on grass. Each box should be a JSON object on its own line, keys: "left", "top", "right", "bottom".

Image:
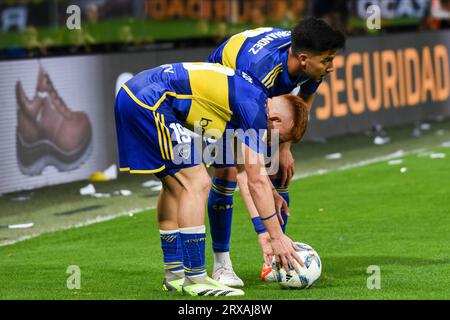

{"left": 325, "top": 153, "right": 342, "bottom": 160}
{"left": 80, "top": 184, "right": 96, "bottom": 195}
{"left": 91, "top": 193, "right": 111, "bottom": 198}
{"left": 374, "top": 136, "right": 391, "bottom": 145}
{"left": 8, "top": 223, "right": 34, "bottom": 229}
{"left": 441, "top": 141, "right": 450, "bottom": 148}
{"left": 429, "top": 153, "right": 447, "bottom": 159}
{"left": 113, "top": 190, "right": 132, "bottom": 196}
{"left": 150, "top": 185, "right": 163, "bottom": 192}
{"left": 400, "top": 167, "right": 408, "bottom": 173}
{"left": 142, "top": 180, "right": 162, "bottom": 188}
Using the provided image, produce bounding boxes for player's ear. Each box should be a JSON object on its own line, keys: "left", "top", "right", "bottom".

{"left": 298, "top": 53, "right": 308, "bottom": 67}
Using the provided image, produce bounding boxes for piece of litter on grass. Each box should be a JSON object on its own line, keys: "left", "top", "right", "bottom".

{"left": 441, "top": 141, "right": 450, "bottom": 148}
{"left": 388, "top": 159, "right": 403, "bottom": 165}
{"left": 412, "top": 128, "right": 422, "bottom": 137}
{"left": 400, "top": 167, "right": 408, "bottom": 173}
{"left": 128, "top": 213, "right": 134, "bottom": 217}
{"left": 420, "top": 123, "right": 431, "bottom": 131}
{"left": 325, "top": 152, "right": 342, "bottom": 160}
{"left": 317, "top": 169, "right": 328, "bottom": 175}
{"left": 435, "top": 130, "right": 445, "bottom": 136}
{"left": 374, "top": 136, "right": 390, "bottom": 145}
{"left": 8, "top": 223, "right": 34, "bottom": 229}
{"left": 150, "top": 185, "right": 163, "bottom": 192}
{"left": 142, "top": 180, "right": 162, "bottom": 188}
{"left": 91, "top": 193, "right": 111, "bottom": 198}
{"left": 80, "top": 184, "right": 96, "bottom": 196}
{"left": 113, "top": 190, "right": 132, "bottom": 196}
{"left": 429, "top": 153, "right": 446, "bottom": 159}
{"left": 11, "top": 194, "right": 32, "bottom": 201}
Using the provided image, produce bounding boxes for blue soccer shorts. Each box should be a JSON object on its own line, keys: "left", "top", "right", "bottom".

{"left": 114, "top": 87, "right": 200, "bottom": 178}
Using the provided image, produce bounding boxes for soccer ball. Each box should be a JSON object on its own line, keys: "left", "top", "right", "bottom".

{"left": 272, "top": 242, "right": 322, "bottom": 289}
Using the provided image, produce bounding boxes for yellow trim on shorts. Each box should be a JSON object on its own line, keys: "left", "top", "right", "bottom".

{"left": 119, "top": 165, "right": 166, "bottom": 174}
{"left": 154, "top": 112, "right": 167, "bottom": 160}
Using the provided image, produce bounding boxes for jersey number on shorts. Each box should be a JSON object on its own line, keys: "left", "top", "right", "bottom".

{"left": 170, "top": 123, "right": 192, "bottom": 144}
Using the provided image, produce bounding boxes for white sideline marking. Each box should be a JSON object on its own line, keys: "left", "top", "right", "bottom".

{"left": 0, "top": 148, "right": 427, "bottom": 248}
{"left": 0, "top": 207, "right": 152, "bottom": 247}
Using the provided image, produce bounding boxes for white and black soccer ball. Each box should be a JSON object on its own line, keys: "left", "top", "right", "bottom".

{"left": 272, "top": 242, "right": 322, "bottom": 289}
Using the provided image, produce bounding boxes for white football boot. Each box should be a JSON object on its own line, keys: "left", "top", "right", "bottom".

{"left": 212, "top": 264, "right": 244, "bottom": 287}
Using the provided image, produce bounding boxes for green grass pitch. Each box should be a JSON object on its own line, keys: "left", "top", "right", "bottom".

{"left": 0, "top": 148, "right": 449, "bottom": 300}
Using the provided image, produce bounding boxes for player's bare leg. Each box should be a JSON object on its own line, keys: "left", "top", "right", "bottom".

{"left": 208, "top": 166, "right": 244, "bottom": 287}
{"left": 162, "top": 165, "right": 244, "bottom": 296}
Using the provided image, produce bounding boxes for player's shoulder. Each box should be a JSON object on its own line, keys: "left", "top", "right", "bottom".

{"left": 232, "top": 70, "right": 267, "bottom": 107}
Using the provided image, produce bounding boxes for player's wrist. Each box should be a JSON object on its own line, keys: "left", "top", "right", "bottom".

{"left": 251, "top": 216, "right": 267, "bottom": 234}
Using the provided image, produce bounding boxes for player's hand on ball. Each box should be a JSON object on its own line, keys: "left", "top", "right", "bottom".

{"left": 270, "top": 234, "right": 304, "bottom": 273}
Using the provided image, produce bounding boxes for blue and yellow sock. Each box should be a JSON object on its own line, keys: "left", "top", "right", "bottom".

{"left": 160, "top": 229, "right": 184, "bottom": 277}
{"left": 207, "top": 177, "right": 237, "bottom": 253}
{"left": 180, "top": 226, "right": 207, "bottom": 278}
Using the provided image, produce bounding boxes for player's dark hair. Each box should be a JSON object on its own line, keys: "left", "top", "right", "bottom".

{"left": 283, "top": 95, "right": 309, "bottom": 143}
{"left": 291, "top": 17, "right": 346, "bottom": 55}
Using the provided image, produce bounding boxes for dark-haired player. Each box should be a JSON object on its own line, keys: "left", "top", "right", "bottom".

{"left": 206, "top": 17, "right": 346, "bottom": 286}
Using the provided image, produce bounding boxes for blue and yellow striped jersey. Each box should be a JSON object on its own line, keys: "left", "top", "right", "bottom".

{"left": 121, "top": 62, "right": 268, "bottom": 151}
{"left": 207, "top": 27, "right": 320, "bottom": 97}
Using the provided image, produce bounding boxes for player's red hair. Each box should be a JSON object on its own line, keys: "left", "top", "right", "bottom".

{"left": 283, "top": 94, "right": 309, "bottom": 143}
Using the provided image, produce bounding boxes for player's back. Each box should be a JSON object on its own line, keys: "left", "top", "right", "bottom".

{"left": 208, "top": 27, "right": 319, "bottom": 97}
{"left": 121, "top": 62, "right": 268, "bottom": 137}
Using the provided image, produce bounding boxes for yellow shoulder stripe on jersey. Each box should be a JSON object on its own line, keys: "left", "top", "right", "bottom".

{"left": 222, "top": 34, "right": 247, "bottom": 69}
{"left": 265, "top": 68, "right": 283, "bottom": 89}
{"left": 119, "top": 165, "right": 166, "bottom": 174}
{"left": 121, "top": 84, "right": 191, "bottom": 111}
{"left": 262, "top": 63, "right": 283, "bottom": 87}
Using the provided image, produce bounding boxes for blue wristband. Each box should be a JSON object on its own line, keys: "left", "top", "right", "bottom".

{"left": 251, "top": 217, "right": 267, "bottom": 234}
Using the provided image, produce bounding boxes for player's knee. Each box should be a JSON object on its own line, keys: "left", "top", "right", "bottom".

{"left": 199, "top": 173, "right": 212, "bottom": 195}
{"left": 214, "top": 167, "right": 237, "bottom": 182}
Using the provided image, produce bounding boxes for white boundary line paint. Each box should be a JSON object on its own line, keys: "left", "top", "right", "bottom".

{"left": 0, "top": 207, "right": 152, "bottom": 247}
{"left": 0, "top": 148, "right": 431, "bottom": 248}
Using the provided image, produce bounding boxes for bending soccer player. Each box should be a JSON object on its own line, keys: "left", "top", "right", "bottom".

{"left": 206, "top": 17, "right": 346, "bottom": 286}
{"left": 114, "top": 62, "right": 309, "bottom": 297}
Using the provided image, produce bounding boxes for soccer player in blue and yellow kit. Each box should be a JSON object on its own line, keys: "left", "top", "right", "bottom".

{"left": 206, "top": 17, "right": 346, "bottom": 286}
{"left": 114, "top": 62, "right": 309, "bottom": 296}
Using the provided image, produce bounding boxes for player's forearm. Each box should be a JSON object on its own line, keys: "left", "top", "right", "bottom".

{"left": 237, "top": 171, "right": 260, "bottom": 219}
{"left": 247, "top": 176, "right": 283, "bottom": 239}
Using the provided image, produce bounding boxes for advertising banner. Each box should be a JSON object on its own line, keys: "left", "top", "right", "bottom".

{"left": 1, "top": 31, "right": 449, "bottom": 194}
